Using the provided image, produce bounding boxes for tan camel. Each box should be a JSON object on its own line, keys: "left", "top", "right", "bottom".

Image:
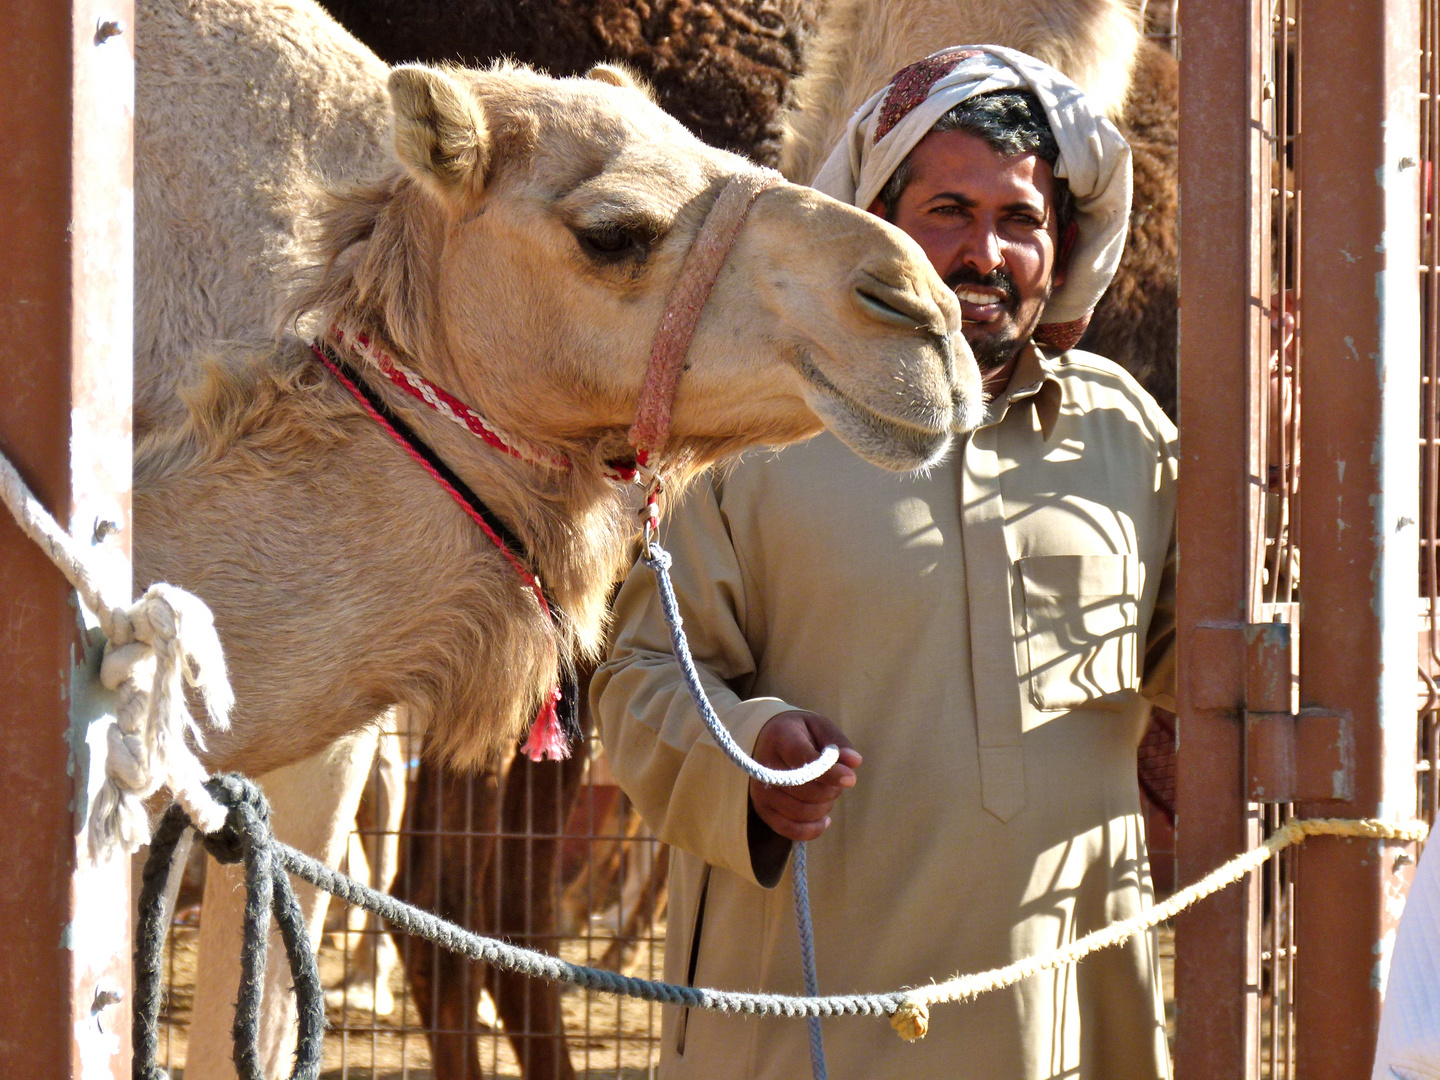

{"left": 778, "top": 0, "right": 1142, "bottom": 187}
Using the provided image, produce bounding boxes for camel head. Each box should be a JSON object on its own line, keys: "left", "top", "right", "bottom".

{"left": 296, "top": 61, "right": 983, "bottom": 478}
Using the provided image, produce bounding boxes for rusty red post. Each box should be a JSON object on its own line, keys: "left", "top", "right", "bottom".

{"left": 0, "top": 1, "right": 135, "bottom": 1077}
{"left": 1175, "top": 0, "right": 1272, "bottom": 1075}
{"left": 1294, "top": 0, "right": 1423, "bottom": 1075}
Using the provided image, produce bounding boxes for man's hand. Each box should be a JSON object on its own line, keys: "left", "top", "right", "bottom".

{"left": 748, "top": 710, "right": 862, "bottom": 842}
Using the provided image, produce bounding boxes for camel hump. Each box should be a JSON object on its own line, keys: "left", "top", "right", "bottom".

{"left": 389, "top": 65, "right": 492, "bottom": 211}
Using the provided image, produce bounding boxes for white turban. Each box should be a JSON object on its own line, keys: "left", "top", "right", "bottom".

{"left": 812, "top": 44, "right": 1133, "bottom": 350}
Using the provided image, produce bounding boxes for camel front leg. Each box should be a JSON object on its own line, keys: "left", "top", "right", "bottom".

{"left": 329, "top": 707, "right": 412, "bottom": 1016}
{"left": 186, "top": 727, "right": 381, "bottom": 1080}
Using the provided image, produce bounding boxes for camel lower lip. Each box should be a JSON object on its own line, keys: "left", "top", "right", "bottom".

{"left": 795, "top": 352, "right": 952, "bottom": 471}
{"left": 796, "top": 353, "right": 948, "bottom": 437}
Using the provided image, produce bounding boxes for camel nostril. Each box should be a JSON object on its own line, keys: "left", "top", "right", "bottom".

{"left": 855, "top": 288, "right": 920, "bottom": 327}
{"left": 853, "top": 284, "right": 937, "bottom": 331}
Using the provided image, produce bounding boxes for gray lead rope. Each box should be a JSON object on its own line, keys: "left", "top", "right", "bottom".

{"left": 133, "top": 776, "right": 909, "bottom": 1080}
{"left": 640, "top": 537, "right": 830, "bottom": 1080}
{"left": 792, "top": 842, "right": 829, "bottom": 1079}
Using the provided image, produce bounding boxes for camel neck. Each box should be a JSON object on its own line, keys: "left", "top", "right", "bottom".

{"left": 311, "top": 341, "right": 582, "bottom": 761}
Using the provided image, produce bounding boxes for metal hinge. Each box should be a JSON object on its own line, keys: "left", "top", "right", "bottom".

{"left": 1188, "top": 617, "right": 1354, "bottom": 802}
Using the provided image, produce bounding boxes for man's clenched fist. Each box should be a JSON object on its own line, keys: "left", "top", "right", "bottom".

{"left": 748, "top": 710, "right": 862, "bottom": 842}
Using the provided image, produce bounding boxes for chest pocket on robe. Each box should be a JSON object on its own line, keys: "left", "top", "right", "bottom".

{"left": 1018, "top": 553, "right": 1141, "bottom": 709}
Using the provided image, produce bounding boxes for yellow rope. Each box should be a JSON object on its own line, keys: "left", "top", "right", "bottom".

{"left": 889, "top": 816, "right": 1430, "bottom": 1041}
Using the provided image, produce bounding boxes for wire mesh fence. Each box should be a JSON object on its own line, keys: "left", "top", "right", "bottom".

{"left": 154, "top": 714, "right": 669, "bottom": 1079}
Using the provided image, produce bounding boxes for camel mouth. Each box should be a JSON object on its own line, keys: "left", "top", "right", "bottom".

{"left": 797, "top": 352, "right": 953, "bottom": 473}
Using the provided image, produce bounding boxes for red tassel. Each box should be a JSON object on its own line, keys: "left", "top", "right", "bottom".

{"left": 522, "top": 684, "right": 571, "bottom": 762}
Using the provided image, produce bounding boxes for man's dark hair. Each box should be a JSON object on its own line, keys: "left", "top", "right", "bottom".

{"left": 876, "top": 90, "right": 1076, "bottom": 233}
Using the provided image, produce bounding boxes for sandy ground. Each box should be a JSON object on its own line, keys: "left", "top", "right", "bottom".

{"left": 153, "top": 909, "right": 1177, "bottom": 1078}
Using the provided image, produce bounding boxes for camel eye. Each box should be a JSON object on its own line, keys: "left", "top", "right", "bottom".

{"left": 575, "top": 222, "right": 654, "bottom": 263}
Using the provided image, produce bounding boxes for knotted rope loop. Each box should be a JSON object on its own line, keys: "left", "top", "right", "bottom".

{"left": 889, "top": 996, "right": 929, "bottom": 1042}
{"left": 133, "top": 776, "right": 323, "bottom": 1080}
{"left": 0, "top": 448, "right": 232, "bottom": 861}
{"left": 198, "top": 773, "right": 272, "bottom": 866}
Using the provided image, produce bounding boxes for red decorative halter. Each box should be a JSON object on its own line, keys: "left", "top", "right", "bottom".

{"left": 330, "top": 324, "right": 571, "bottom": 471}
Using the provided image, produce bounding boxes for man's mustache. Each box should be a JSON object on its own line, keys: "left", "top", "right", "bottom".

{"left": 945, "top": 266, "right": 1018, "bottom": 305}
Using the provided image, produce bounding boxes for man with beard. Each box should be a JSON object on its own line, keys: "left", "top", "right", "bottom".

{"left": 593, "top": 46, "right": 1175, "bottom": 1079}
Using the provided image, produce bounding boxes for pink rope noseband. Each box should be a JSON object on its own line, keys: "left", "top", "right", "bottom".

{"left": 627, "top": 169, "right": 784, "bottom": 468}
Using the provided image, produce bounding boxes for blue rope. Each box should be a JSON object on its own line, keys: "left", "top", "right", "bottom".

{"left": 642, "top": 537, "right": 832, "bottom": 1080}
{"left": 640, "top": 544, "right": 840, "bottom": 787}
{"left": 793, "top": 842, "right": 828, "bottom": 1080}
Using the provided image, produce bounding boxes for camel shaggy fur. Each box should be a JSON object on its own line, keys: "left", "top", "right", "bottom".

{"left": 135, "top": 0, "right": 393, "bottom": 435}
{"left": 317, "top": 0, "right": 822, "bottom": 168}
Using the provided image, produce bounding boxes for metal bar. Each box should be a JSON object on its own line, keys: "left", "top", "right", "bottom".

{"left": 1423, "top": 0, "right": 1440, "bottom": 829}
{"left": 1175, "top": 0, "right": 1267, "bottom": 1073}
{"left": 0, "top": 2, "right": 135, "bottom": 1077}
{"left": 1295, "top": 0, "right": 1424, "bottom": 1074}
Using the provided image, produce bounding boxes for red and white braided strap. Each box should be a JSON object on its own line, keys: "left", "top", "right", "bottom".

{"left": 331, "top": 324, "right": 571, "bottom": 472}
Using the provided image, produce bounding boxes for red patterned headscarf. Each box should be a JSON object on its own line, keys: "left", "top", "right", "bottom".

{"left": 812, "top": 45, "right": 1132, "bottom": 352}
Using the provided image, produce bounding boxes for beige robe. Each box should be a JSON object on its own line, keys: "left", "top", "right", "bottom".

{"left": 593, "top": 345, "right": 1177, "bottom": 1080}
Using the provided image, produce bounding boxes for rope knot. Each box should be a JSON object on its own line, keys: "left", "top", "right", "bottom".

{"left": 890, "top": 996, "right": 929, "bottom": 1041}
{"left": 198, "top": 774, "right": 272, "bottom": 865}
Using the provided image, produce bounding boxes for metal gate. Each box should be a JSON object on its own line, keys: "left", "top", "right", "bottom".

{"left": 1176, "top": 2, "right": 1428, "bottom": 1079}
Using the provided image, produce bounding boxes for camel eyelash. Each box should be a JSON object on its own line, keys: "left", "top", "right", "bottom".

{"left": 572, "top": 219, "right": 665, "bottom": 264}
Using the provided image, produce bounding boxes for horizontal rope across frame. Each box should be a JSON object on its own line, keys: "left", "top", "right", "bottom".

{"left": 132, "top": 773, "right": 1429, "bottom": 1080}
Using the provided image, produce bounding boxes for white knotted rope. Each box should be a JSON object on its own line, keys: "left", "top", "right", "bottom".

{"left": 0, "top": 448, "right": 231, "bottom": 859}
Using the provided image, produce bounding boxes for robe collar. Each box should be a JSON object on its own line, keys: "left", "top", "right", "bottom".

{"left": 976, "top": 342, "right": 1063, "bottom": 441}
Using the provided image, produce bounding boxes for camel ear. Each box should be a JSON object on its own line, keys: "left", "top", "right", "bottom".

{"left": 389, "top": 65, "right": 491, "bottom": 211}
{"left": 586, "top": 63, "right": 656, "bottom": 101}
